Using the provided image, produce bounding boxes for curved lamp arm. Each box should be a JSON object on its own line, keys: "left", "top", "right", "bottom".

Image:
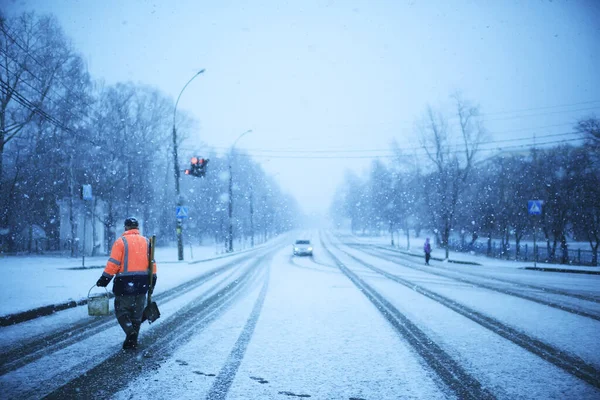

{"left": 173, "top": 69, "right": 206, "bottom": 127}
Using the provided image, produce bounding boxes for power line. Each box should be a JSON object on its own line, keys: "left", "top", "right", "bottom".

{"left": 480, "top": 131, "right": 580, "bottom": 145}
{"left": 203, "top": 121, "right": 580, "bottom": 155}
{"left": 2, "top": 21, "right": 596, "bottom": 159}
{"left": 0, "top": 81, "right": 105, "bottom": 149}
{"left": 0, "top": 80, "right": 74, "bottom": 135}
{"left": 478, "top": 99, "right": 600, "bottom": 116}
{"left": 487, "top": 122, "right": 573, "bottom": 134}
{"left": 0, "top": 53, "right": 92, "bottom": 129}
{"left": 0, "top": 23, "right": 90, "bottom": 113}
{"left": 199, "top": 131, "right": 582, "bottom": 155}
{"left": 377, "top": 101, "right": 600, "bottom": 127}
{"left": 3, "top": 17, "right": 599, "bottom": 125}
{"left": 3, "top": 20, "right": 598, "bottom": 146}
{"left": 479, "top": 106, "right": 599, "bottom": 122}
{"left": 479, "top": 137, "right": 582, "bottom": 153}
{"left": 203, "top": 136, "right": 584, "bottom": 160}
{"left": 0, "top": 47, "right": 94, "bottom": 127}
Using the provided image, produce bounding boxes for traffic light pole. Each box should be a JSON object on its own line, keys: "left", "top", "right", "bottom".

{"left": 173, "top": 124, "right": 184, "bottom": 261}
{"left": 172, "top": 69, "right": 205, "bottom": 261}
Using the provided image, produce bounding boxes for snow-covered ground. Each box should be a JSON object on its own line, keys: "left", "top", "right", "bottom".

{"left": 346, "top": 232, "right": 600, "bottom": 273}
{"left": 1, "top": 230, "right": 599, "bottom": 399}
{"left": 0, "top": 242, "right": 260, "bottom": 317}
{"left": 2, "top": 231, "right": 596, "bottom": 319}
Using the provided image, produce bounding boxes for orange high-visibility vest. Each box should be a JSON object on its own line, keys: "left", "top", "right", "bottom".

{"left": 102, "top": 229, "right": 157, "bottom": 295}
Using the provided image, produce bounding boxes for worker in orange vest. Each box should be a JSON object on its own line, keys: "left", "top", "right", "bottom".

{"left": 96, "top": 217, "right": 157, "bottom": 350}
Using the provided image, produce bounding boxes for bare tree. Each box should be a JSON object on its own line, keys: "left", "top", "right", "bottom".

{"left": 575, "top": 116, "right": 600, "bottom": 167}
{"left": 0, "top": 12, "right": 91, "bottom": 252}
{"left": 86, "top": 83, "right": 174, "bottom": 251}
{"left": 419, "top": 95, "right": 485, "bottom": 259}
{"left": 389, "top": 144, "right": 424, "bottom": 249}
{"left": 0, "top": 12, "right": 83, "bottom": 181}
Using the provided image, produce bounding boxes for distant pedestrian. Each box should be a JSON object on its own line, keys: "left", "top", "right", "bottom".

{"left": 96, "top": 217, "right": 157, "bottom": 350}
{"left": 424, "top": 237, "right": 432, "bottom": 265}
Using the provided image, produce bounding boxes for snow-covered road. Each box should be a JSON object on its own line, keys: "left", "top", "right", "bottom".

{"left": 1, "top": 232, "right": 599, "bottom": 399}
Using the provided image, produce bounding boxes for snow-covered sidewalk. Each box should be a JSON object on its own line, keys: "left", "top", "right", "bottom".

{"left": 339, "top": 232, "right": 600, "bottom": 273}
{"left": 0, "top": 243, "right": 258, "bottom": 318}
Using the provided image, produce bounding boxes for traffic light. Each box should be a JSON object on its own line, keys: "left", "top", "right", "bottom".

{"left": 185, "top": 157, "right": 209, "bottom": 177}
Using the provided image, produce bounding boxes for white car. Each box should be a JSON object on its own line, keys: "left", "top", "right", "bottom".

{"left": 293, "top": 240, "right": 313, "bottom": 256}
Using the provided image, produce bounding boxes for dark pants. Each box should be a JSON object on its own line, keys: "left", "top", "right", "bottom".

{"left": 425, "top": 252, "right": 431, "bottom": 265}
{"left": 115, "top": 294, "right": 146, "bottom": 335}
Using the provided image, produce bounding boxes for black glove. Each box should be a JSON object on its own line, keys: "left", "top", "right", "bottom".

{"left": 96, "top": 275, "right": 111, "bottom": 287}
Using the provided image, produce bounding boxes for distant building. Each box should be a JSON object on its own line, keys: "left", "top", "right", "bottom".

{"left": 58, "top": 198, "right": 107, "bottom": 256}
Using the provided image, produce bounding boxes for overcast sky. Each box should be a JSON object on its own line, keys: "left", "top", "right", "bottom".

{"left": 5, "top": 0, "right": 600, "bottom": 215}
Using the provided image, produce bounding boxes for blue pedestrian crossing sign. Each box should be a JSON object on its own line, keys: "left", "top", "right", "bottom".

{"left": 176, "top": 206, "right": 189, "bottom": 219}
{"left": 528, "top": 200, "right": 543, "bottom": 215}
{"left": 81, "top": 184, "right": 93, "bottom": 201}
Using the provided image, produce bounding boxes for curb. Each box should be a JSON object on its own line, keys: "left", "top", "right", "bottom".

{"left": 0, "top": 293, "right": 115, "bottom": 327}
{"left": 61, "top": 265, "right": 105, "bottom": 270}
{"left": 522, "top": 267, "right": 600, "bottom": 275}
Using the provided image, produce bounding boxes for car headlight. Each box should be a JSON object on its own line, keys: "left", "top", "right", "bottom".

{"left": 294, "top": 247, "right": 299, "bottom": 251}
{"left": 308, "top": 247, "right": 313, "bottom": 251}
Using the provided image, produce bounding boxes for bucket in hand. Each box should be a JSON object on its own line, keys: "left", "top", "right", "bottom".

{"left": 87, "top": 285, "right": 110, "bottom": 316}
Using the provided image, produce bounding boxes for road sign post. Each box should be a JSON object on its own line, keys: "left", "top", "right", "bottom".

{"left": 528, "top": 200, "right": 543, "bottom": 268}
{"left": 81, "top": 185, "right": 93, "bottom": 268}
{"left": 175, "top": 206, "right": 188, "bottom": 261}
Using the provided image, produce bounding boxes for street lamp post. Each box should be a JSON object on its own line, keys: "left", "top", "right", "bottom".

{"left": 249, "top": 184, "right": 254, "bottom": 248}
{"left": 173, "top": 68, "right": 205, "bottom": 261}
{"left": 227, "top": 129, "right": 252, "bottom": 252}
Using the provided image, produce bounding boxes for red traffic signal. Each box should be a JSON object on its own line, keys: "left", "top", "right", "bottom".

{"left": 186, "top": 156, "right": 209, "bottom": 177}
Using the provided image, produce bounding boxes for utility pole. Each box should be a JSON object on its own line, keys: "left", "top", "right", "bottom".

{"left": 250, "top": 185, "right": 254, "bottom": 247}
{"left": 227, "top": 129, "right": 252, "bottom": 252}
{"left": 227, "top": 161, "right": 233, "bottom": 252}
{"left": 81, "top": 184, "right": 92, "bottom": 267}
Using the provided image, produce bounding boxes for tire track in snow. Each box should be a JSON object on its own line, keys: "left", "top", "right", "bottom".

{"left": 349, "top": 244, "right": 600, "bottom": 322}
{"left": 29, "top": 253, "right": 272, "bottom": 399}
{"left": 0, "top": 254, "right": 256, "bottom": 376}
{"left": 330, "top": 237, "right": 600, "bottom": 390}
{"left": 320, "top": 235, "right": 496, "bottom": 400}
{"left": 364, "top": 241, "right": 600, "bottom": 304}
{"left": 205, "top": 266, "right": 270, "bottom": 399}
{"left": 288, "top": 254, "right": 339, "bottom": 274}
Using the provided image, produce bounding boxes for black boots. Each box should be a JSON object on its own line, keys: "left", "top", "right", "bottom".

{"left": 122, "top": 322, "right": 140, "bottom": 350}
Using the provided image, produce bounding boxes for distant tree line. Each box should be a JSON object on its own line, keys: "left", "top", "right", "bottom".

{"left": 330, "top": 95, "right": 600, "bottom": 266}
{"left": 0, "top": 12, "right": 298, "bottom": 254}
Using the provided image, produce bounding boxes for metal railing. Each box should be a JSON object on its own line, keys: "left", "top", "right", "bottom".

{"left": 448, "top": 239, "right": 598, "bottom": 266}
